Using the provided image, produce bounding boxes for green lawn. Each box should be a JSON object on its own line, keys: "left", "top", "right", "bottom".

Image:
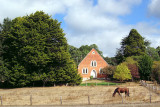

{"left": 80, "top": 81, "right": 120, "bottom": 86}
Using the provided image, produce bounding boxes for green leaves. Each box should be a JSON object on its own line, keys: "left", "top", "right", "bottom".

{"left": 116, "top": 29, "right": 146, "bottom": 64}
{"left": 138, "top": 55, "right": 153, "bottom": 80}
{"left": 1, "top": 11, "right": 81, "bottom": 87}
{"left": 122, "top": 29, "right": 146, "bottom": 57}
{"left": 146, "top": 47, "right": 160, "bottom": 61}
{"left": 113, "top": 63, "right": 132, "bottom": 81}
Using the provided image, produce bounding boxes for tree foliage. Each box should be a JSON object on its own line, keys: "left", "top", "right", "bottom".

{"left": 122, "top": 29, "right": 146, "bottom": 57}
{"left": 156, "top": 46, "right": 160, "bottom": 57}
{"left": 152, "top": 61, "right": 160, "bottom": 83}
{"left": 146, "top": 47, "right": 160, "bottom": 61}
{"left": 138, "top": 55, "right": 153, "bottom": 80}
{"left": 1, "top": 11, "right": 81, "bottom": 87}
{"left": 103, "top": 65, "right": 115, "bottom": 79}
{"left": 122, "top": 57, "right": 140, "bottom": 81}
{"left": 115, "top": 29, "right": 146, "bottom": 64}
{"left": 104, "top": 57, "right": 117, "bottom": 66}
{"left": 113, "top": 63, "right": 132, "bottom": 81}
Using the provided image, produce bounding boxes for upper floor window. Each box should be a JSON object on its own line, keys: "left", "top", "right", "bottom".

{"left": 91, "top": 60, "right": 97, "bottom": 67}
{"left": 82, "top": 68, "right": 88, "bottom": 74}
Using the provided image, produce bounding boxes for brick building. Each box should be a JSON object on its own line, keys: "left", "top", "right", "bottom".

{"left": 78, "top": 48, "right": 109, "bottom": 81}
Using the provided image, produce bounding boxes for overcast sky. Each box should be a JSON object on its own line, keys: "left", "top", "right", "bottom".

{"left": 0, "top": 0, "right": 160, "bottom": 57}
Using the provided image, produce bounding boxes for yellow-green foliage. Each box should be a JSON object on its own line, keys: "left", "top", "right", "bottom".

{"left": 152, "top": 61, "right": 160, "bottom": 82}
{"left": 122, "top": 57, "right": 138, "bottom": 65}
{"left": 113, "top": 63, "right": 132, "bottom": 81}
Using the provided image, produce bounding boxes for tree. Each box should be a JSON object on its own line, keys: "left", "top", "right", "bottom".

{"left": 103, "top": 65, "right": 115, "bottom": 79}
{"left": 115, "top": 29, "right": 146, "bottom": 64}
{"left": 69, "top": 45, "right": 82, "bottom": 65}
{"left": 146, "top": 47, "right": 160, "bottom": 61}
{"left": 156, "top": 46, "right": 160, "bottom": 57}
{"left": 115, "top": 48, "right": 125, "bottom": 64}
{"left": 151, "top": 61, "right": 160, "bottom": 83}
{"left": 104, "top": 57, "right": 117, "bottom": 66}
{"left": 113, "top": 63, "right": 132, "bottom": 81}
{"left": 123, "top": 57, "right": 140, "bottom": 81}
{"left": 138, "top": 55, "right": 153, "bottom": 80}
{"left": 79, "top": 44, "right": 103, "bottom": 57}
{"left": 0, "top": 18, "right": 12, "bottom": 87}
{"left": 2, "top": 11, "right": 81, "bottom": 87}
{"left": 0, "top": 18, "right": 12, "bottom": 65}
{"left": 122, "top": 29, "right": 146, "bottom": 57}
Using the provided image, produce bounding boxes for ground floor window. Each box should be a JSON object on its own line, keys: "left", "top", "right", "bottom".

{"left": 82, "top": 68, "right": 88, "bottom": 74}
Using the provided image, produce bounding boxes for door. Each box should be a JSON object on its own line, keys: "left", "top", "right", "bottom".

{"left": 91, "top": 70, "right": 97, "bottom": 78}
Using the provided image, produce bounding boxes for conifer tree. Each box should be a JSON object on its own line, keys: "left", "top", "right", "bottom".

{"left": 139, "top": 55, "right": 153, "bottom": 80}
{"left": 2, "top": 11, "right": 81, "bottom": 87}
{"left": 122, "top": 29, "right": 146, "bottom": 57}
{"left": 115, "top": 29, "right": 146, "bottom": 64}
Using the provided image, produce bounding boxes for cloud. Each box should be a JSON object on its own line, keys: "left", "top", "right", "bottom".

{"left": 148, "top": 0, "right": 160, "bottom": 18}
{"left": 133, "top": 22, "right": 160, "bottom": 48}
{"left": 0, "top": 0, "right": 159, "bottom": 57}
{"left": 97, "top": 0, "right": 142, "bottom": 16}
{"left": 64, "top": 0, "right": 142, "bottom": 56}
{"left": 0, "top": 0, "right": 72, "bottom": 22}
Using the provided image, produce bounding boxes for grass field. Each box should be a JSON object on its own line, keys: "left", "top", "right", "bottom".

{"left": 80, "top": 80, "right": 120, "bottom": 86}
{"left": 0, "top": 80, "right": 160, "bottom": 106}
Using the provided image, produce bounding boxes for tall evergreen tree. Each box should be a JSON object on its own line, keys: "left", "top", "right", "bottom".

{"left": 115, "top": 29, "right": 146, "bottom": 64}
{"left": 0, "top": 18, "right": 12, "bottom": 85}
{"left": 2, "top": 11, "right": 81, "bottom": 87}
{"left": 122, "top": 29, "right": 146, "bottom": 57}
{"left": 139, "top": 55, "right": 153, "bottom": 80}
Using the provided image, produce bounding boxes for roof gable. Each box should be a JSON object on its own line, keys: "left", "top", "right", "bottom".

{"left": 78, "top": 48, "right": 108, "bottom": 67}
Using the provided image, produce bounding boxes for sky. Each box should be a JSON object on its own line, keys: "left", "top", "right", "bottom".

{"left": 0, "top": 0, "right": 160, "bottom": 57}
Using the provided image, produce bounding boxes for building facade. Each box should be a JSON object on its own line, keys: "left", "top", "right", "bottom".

{"left": 78, "top": 48, "right": 109, "bottom": 81}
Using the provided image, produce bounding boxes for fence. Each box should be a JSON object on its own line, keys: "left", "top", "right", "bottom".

{"left": 0, "top": 91, "right": 159, "bottom": 105}
{"left": 0, "top": 81, "right": 160, "bottom": 106}
{"left": 140, "top": 80, "right": 160, "bottom": 95}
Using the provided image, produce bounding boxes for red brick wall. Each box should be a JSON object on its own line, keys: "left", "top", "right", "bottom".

{"left": 78, "top": 48, "right": 108, "bottom": 80}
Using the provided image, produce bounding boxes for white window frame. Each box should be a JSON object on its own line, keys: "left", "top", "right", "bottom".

{"left": 82, "top": 68, "right": 88, "bottom": 74}
{"left": 91, "top": 60, "right": 97, "bottom": 67}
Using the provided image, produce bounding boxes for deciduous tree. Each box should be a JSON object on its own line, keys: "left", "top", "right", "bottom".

{"left": 123, "top": 57, "right": 140, "bottom": 81}
{"left": 113, "top": 63, "right": 131, "bottom": 81}
{"left": 103, "top": 65, "right": 115, "bottom": 79}
{"left": 152, "top": 61, "right": 160, "bottom": 83}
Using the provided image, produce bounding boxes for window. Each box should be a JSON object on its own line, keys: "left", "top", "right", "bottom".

{"left": 92, "top": 51, "right": 95, "bottom": 54}
{"left": 82, "top": 68, "right": 88, "bottom": 74}
{"left": 91, "top": 60, "right": 97, "bottom": 67}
